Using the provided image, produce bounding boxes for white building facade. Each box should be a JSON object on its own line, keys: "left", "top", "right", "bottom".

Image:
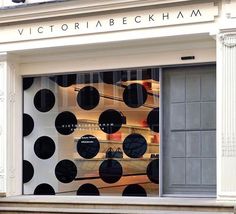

{"left": 0, "top": 0, "right": 236, "bottom": 202}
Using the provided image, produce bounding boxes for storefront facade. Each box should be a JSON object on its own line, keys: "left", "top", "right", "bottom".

{"left": 0, "top": 0, "right": 236, "bottom": 202}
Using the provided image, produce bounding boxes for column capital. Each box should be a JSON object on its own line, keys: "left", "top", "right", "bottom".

{"left": 219, "top": 33, "right": 236, "bottom": 48}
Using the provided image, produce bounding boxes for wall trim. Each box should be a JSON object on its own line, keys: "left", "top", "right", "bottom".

{"left": 0, "top": 0, "right": 201, "bottom": 25}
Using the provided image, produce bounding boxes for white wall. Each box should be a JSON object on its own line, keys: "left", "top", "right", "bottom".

{"left": 1, "top": 0, "right": 232, "bottom": 198}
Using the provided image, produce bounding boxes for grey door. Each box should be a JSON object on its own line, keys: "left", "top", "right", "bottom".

{"left": 163, "top": 65, "right": 216, "bottom": 196}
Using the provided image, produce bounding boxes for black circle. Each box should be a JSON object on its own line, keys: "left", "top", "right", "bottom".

{"left": 77, "top": 183, "right": 100, "bottom": 196}
{"left": 55, "top": 111, "right": 77, "bottom": 135}
{"left": 147, "top": 108, "right": 159, "bottom": 132}
{"left": 77, "top": 86, "right": 100, "bottom": 110}
{"left": 34, "top": 183, "right": 55, "bottom": 195}
{"left": 123, "top": 134, "right": 147, "bottom": 158}
{"left": 77, "top": 135, "right": 100, "bottom": 159}
{"left": 50, "top": 74, "right": 76, "bottom": 87}
{"left": 122, "top": 184, "right": 147, "bottom": 197}
{"left": 23, "top": 77, "right": 34, "bottom": 90}
{"left": 55, "top": 160, "right": 77, "bottom": 183}
{"left": 100, "top": 71, "right": 122, "bottom": 84}
{"left": 99, "top": 159, "right": 123, "bottom": 184}
{"left": 123, "top": 83, "right": 148, "bottom": 108}
{"left": 34, "top": 136, "right": 56, "bottom": 160}
{"left": 34, "top": 89, "right": 55, "bottom": 113}
{"left": 23, "top": 113, "right": 34, "bottom": 137}
{"left": 98, "top": 109, "right": 123, "bottom": 134}
{"left": 147, "top": 159, "right": 159, "bottom": 184}
{"left": 23, "top": 160, "right": 34, "bottom": 183}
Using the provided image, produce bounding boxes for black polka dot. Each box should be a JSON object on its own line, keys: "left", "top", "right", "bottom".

{"left": 98, "top": 109, "right": 123, "bottom": 134}
{"left": 50, "top": 74, "right": 76, "bottom": 87}
{"left": 123, "top": 134, "right": 147, "bottom": 158}
{"left": 77, "top": 86, "right": 100, "bottom": 110}
{"left": 55, "top": 111, "right": 77, "bottom": 135}
{"left": 34, "top": 89, "right": 55, "bottom": 113}
{"left": 99, "top": 159, "right": 122, "bottom": 184}
{"left": 34, "top": 136, "right": 55, "bottom": 160}
{"left": 147, "top": 108, "right": 159, "bottom": 133}
{"left": 55, "top": 160, "right": 77, "bottom": 183}
{"left": 23, "top": 77, "right": 34, "bottom": 90}
{"left": 77, "top": 183, "right": 100, "bottom": 196}
{"left": 34, "top": 183, "right": 55, "bottom": 195}
{"left": 23, "top": 113, "right": 34, "bottom": 137}
{"left": 123, "top": 83, "right": 147, "bottom": 108}
{"left": 100, "top": 71, "right": 122, "bottom": 84}
{"left": 146, "top": 159, "right": 159, "bottom": 184}
{"left": 122, "top": 184, "right": 147, "bottom": 197}
{"left": 77, "top": 135, "right": 100, "bottom": 159}
{"left": 23, "top": 160, "right": 34, "bottom": 183}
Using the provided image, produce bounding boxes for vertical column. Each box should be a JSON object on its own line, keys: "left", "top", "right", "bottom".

{"left": 0, "top": 58, "right": 7, "bottom": 196}
{"left": 7, "top": 58, "right": 22, "bottom": 197}
{"left": 217, "top": 33, "right": 236, "bottom": 200}
{"left": 0, "top": 53, "right": 22, "bottom": 197}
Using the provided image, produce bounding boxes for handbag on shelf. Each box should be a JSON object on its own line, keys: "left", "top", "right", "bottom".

{"left": 106, "top": 147, "right": 114, "bottom": 159}
{"left": 151, "top": 134, "right": 159, "bottom": 144}
{"left": 113, "top": 148, "right": 123, "bottom": 158}
{"left": 105, "top": 147, "right": 123, "bottom": 159}
{"left": 150, "top": 154, "right": 159, "bottom": 159}
{"left": 107, "top": 131, "right": 122, "bottom": 141}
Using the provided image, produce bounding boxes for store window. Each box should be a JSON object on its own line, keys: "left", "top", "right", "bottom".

{"left": 23, "top": 68, "right": 160, "bottom": 196}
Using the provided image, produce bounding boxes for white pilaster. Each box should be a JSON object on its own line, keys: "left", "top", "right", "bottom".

{"left": 0, "top": 57, "right": 7, "bottom": 196}
{"left": 217, "top": 33, "right": 236, "bottom": 200}
{"left": 0, "top": 53, "right": 22, "bottom": 197}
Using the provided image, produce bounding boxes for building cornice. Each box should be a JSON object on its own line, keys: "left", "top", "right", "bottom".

{"left": 0, "top": 0, "right": 196, "bottom": 25}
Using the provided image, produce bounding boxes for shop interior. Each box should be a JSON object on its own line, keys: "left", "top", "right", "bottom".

{"left": 23, "top": 68, "right": 160, "bottom": 197}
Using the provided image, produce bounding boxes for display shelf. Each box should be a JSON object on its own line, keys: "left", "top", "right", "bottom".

{"left": 73, "top": 153, "right": 159, "bottom": 161}
{"left": 74, "top": 84, "right": 159, "bottom": 109}
{"left": 77, "top": 119, "right": 151, "bottom": 131}
{"left": 74, "top": 138, "right": 159, "bottom": 147}
{"left": 74, "top": 138, "right": 120, "bottom": 144}
{"left": 74, "top": 157, "right": 158, "bottom": 161}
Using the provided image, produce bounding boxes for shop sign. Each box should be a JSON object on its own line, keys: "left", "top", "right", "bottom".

{"left": 0, "top": 2, "right": 218, "bottom": 43}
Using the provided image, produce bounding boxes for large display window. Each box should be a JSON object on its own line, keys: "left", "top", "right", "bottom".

{"left": 23, "top": 68, "right": 160, "bottom": 196}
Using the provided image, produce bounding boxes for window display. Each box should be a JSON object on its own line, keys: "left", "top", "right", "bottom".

{"left": 23, "top": 68, "right": 160, "bottom": 196}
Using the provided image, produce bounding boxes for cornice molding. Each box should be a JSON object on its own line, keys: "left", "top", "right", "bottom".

{"left": 0, "top": 0, "right": 195, "bottom": 25}
{"left": 0, "top": 53, "right": 19, "bottom": 63}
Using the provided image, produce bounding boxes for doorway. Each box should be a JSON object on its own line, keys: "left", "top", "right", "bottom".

{"left": 162, "top": 65, "right": 216, "bottom": 196}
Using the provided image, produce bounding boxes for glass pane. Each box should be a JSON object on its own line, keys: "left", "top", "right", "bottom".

{"left": 22, "top": 68, "right": 160, "bottom": 197}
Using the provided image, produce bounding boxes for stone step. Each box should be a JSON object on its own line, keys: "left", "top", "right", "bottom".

{"left": 0, "top": 207, "right": 234, "bottom": 214}
{"left": 0, "top": 203, "right": 233, "bottom": 212}
{"left": 0, "top": 196, "right": 235, "bottom": 214}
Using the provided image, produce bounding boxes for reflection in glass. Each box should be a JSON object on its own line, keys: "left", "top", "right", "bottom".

{"left": 23, "top": 68, "right": 160, "bottom": 196}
